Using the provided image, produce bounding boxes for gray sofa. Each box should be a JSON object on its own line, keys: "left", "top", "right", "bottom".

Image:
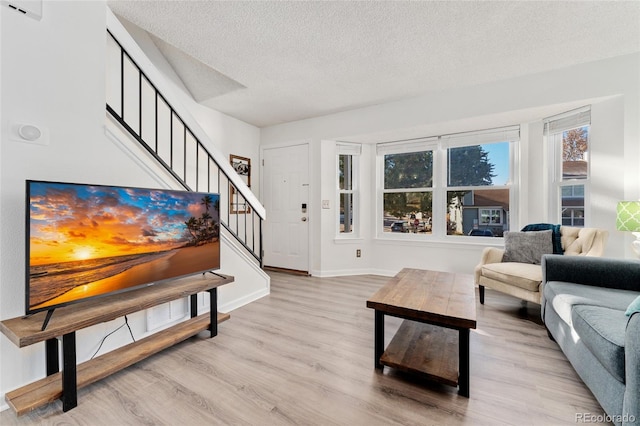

{"left": 541, "top": 255, "right": 640, "bottom": 426}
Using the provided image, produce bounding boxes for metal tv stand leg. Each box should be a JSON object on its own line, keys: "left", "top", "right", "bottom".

{"left": 45, "top": 338, "right": 59, "bottom": 375}
{"left": 61, "top": 332, "right": 77, "bottom": 412}
{"left": 208, "top": 288, "right": 218, "bottom": 337}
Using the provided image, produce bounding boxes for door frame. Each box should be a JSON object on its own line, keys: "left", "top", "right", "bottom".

{"left": 260, "top": 139, "right": 312, "bottom": 273}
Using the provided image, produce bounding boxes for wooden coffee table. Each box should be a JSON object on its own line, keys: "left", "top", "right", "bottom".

{"left": 366, "top": 268, "right": 477, "bottom": 397}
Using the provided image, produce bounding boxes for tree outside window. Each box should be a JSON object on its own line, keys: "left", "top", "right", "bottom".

{"left": 562, "top": 127, "right": 588, "bottom": 179}
{"left": 446, "top": 143, "right": 510, "bottom": 237}
{"left": 545, "top": 107, "right": 590, "bottom": 227}
{"left": 560, "top": 126, "right": 589, "bottom": 226}
{"left": 378, "top": 128, "right": 516, "bottom": 238}
{"left": 383, "top": 151, "right": 433, "bottom": 234}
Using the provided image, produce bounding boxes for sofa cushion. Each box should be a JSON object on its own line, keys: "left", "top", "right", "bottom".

{"left": 543, "top": 281, "right": 639, "bottom": 326}
{"left": 481, "top": 262, "right": 542, "bottom": 292}
{"left": 571, "top": 305, "right": 627, "bottom": 383}
{"left": 502, "top": 230, "right": 553, "bottom": 264}
{"left": 561, "top": 227, "right": 596, "bottom": 255}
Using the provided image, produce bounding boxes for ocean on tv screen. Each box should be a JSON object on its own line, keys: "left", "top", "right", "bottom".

{"left": 27, "top": 180, "right": 221, "bottom": 313}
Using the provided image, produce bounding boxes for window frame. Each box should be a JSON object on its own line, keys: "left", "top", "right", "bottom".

{"left": 376, "top": 127, "right": 518, "bottom": 240}
{"left": 377, "top": 138, "right": 438, "bottom": 239}
{"left": 337, "top": 143, "right": 361, "bottom": 238}
{"left": 544, "top": 106, "right": 591, "bottom": 227}
{"left": 443, "top": 140, "right": 513, "bottom": 238}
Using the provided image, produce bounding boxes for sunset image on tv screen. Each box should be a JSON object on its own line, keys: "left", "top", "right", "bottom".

{"left": 27, "top": 181, "right": 220, "bottom": 313}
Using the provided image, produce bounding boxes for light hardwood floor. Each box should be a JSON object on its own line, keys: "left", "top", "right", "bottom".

{"left": 1, "top": 271, "right": 609, "bottom": 425}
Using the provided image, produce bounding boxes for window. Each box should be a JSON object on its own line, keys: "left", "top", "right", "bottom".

{"left": 377, "top": 127, "right": 518, "bottom": 238}
{"left": 480, "top": 208, "right": 502, "bottom": 225}
{"left": 337, "top": 143, "right": 361, "bottom": 235}
{"left": 444, "top": 136, "right": 512, "bottom": 237}
{"left": 379, "top": 139, "right": 436, "bottom": 235}
{"left": 561, "top": 185, "right": 585, "bottom": 226}
{"left": 544, "top": 106, "right": 590, "bottom": 227}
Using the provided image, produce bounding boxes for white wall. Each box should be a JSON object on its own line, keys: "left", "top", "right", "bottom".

{"left": 0, "top": 1, "right": 266, "bottom": 410}
{"left": 261, "top": 53, "right": 640, "bottom": 276}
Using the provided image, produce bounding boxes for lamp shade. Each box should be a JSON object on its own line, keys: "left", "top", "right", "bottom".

{"left": 616, "top": 201, "right": 640, "bottom": 231}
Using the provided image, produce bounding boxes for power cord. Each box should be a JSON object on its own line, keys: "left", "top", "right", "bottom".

{"left": 90, "top": 315, "right": 136, "bottom": 360}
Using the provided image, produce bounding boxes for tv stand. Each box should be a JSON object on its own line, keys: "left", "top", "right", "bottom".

{"left": 0, "top": 273, "right": 234, "bottom": 416}
{"left": 41, "top": 309, "right": 55, "bottom": 331}
{"left": 204, "top": 270, "right": 226, "bottom": 279}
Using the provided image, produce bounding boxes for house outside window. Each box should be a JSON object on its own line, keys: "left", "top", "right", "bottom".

{"left": 377, "top": 127, "right": 518, "bottom": 238}
{"left": 445, "top": 136, "right": 513, "bottom": 237}
{"left": 337, "top": 143, "right": 361, "bottom": 236}
{"left": 561, "top": 185, "right": 585, "bottom": 227}
{"left": 480, "top": 208, "right": 502, "bottom": 225}
{"left": 544, "top": 106, "right": 590, "bottom": 227}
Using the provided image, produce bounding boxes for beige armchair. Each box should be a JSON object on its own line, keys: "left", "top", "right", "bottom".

{"left": 474, "top": 226, "right": 608, "bottom": 305}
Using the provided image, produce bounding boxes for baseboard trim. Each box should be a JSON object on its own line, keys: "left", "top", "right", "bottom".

{"left": 264, "top": 266, "right": 309, "bottom": 276}
{"left": 219, "top": 287, "right": 270, "bottom": 313}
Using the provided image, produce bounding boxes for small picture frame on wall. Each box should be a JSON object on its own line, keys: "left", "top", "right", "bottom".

{"left": 230, "top": 154, "right": 251, "bottom": 214}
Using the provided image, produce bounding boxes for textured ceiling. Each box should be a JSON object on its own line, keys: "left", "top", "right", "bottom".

{"left": 108, "top": 1, "right": 640, "bottom": 128}
{"left": 148, "top": 33, "right": 246, "bottom": 102}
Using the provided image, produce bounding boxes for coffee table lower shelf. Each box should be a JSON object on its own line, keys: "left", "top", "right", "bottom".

{"left": 379, "top": 320, "right": 459, "bottom": 388}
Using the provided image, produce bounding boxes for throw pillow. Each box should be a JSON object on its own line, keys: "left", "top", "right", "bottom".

{"left": 502, "top": 230, "right": 553, "bottom": 264}
{"left": 520, "top": 223, "right": 563, "bottom": 254}
{"left": 625, "top": 295, "right": 640, "bottom": 317}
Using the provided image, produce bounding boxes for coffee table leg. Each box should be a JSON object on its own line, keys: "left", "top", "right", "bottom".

{"left": 458, "top": 328, "right": 470, "bottom": 397}
{"left": 374, "top": 310, "right": 384, "bottom": 369}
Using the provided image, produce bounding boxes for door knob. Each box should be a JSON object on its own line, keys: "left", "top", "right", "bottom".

{"left": 301, "top": 217, "right": 307, "bottom": 222}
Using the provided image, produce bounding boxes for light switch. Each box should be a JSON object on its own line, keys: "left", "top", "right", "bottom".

{"left": 322, "top": 200, "right": 330, "bottom": 209}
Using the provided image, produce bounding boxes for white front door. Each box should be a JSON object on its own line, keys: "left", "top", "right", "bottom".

{"left": 262, "top": 144, "right": 309, "bottom": 272}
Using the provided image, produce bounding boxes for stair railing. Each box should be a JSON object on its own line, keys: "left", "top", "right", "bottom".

{"left": 105, "top": 29, "right": 263, "bottom": 266}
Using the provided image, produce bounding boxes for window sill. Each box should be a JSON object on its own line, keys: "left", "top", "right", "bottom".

{"left": 375, "top": 235, "right": 504, "bottom": 249}
{"left": 334, "top": 237, "right": 364, "bottom": 244}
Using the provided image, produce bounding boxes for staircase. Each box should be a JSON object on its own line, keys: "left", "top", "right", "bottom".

{"left": 104, "top": 23, "right": 265, "bottom": 267}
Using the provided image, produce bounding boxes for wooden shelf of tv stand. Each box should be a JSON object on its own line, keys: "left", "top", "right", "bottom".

{"left": 5, "top": 312, "right": 229, "bottom": 416}
{"left": 0, "top": 272, "right": 234, "bottom": 416}
{"left": 0, "top": 273, "right": 233, "bottom": 348}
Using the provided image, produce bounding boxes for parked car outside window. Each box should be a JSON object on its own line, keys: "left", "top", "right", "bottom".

{"left": 468, "top": 228, "right": 494, "bottom": 237}
{"left": 391, "top": 221, "right": 409, "bottom": 233}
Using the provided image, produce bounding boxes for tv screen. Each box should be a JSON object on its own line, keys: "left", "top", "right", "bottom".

{"left": 26, "top": 180, "right": 221, "bottom": 315}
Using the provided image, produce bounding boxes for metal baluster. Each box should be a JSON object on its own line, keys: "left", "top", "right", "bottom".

{"left": 106, "top": 31, "right": 263, "bottom": 265}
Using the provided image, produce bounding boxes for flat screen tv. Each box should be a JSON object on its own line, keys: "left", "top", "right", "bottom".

{"left": 26, "top": 180, "right": 221, "bottom": 319}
